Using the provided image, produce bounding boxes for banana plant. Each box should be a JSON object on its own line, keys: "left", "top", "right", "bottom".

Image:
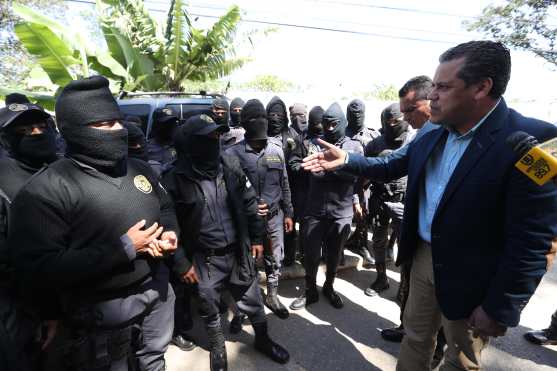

{"left": 9, "top": 0, "right": 253, "bottom": 100}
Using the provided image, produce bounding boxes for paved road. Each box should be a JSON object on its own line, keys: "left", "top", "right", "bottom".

{"left": 166, "top": 252, "right": 557, "bottom": 371}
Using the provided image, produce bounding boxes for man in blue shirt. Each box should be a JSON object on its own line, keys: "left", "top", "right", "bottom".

{"left": 302, "top": 41, "right": 557, "bottom": 370}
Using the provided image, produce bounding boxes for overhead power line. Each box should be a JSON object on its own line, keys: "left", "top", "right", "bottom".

{"left": 149, "top": 1, "right": 472, "bottom": 38}
{"left": 64, "top": 0, "right": 462, "bottom": 44}
{"left": 146, "top": 0, "right": 478, "bottom": 19}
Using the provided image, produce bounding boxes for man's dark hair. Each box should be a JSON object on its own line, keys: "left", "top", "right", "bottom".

{"left": 439, "top": 40, "right": 511, "bottom": 99}
{"left": 398, "top": 75, "right": 433, "bottom": 100}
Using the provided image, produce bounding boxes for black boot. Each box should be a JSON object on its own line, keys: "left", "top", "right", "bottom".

{"left": 364, "top": 263, "right": 389, "bottom": 296}
{"left": 290, "top": 285, "right": 319, "bottom": 310}
{"left": 265, "top": 284, "right": 289, "bottom": 319}
{"left": 322, "top": 281, "right": 344, "bottom": 309}
{"left": 207, "top": 326, "right": 227, "bottom": 371}
{"left": 171, "top": 332, "right": 197, "bottom": 351}
{"left": 229, "top": 313, "right": 247, "bottom": 334}
{"left": 431, "top": 329, "right": 446, "bottom": 369}
{"left": 381, "top": 325, "right": 405, "bottom": 342}
{"left": 283, "top": 230, "right": 297, "bottom": 267}
{"left": 253, "top": 322, "right": 290, "bottom": 364}
{"left": 524, "top": 326, "right": 557, "bottom": 345}
{"left": 362, "top": 249, "right": 376, "bottom": 269}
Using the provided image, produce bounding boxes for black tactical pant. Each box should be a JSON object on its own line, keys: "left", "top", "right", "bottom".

{"left": 0, "top": 286, "right": 40, "bottom": 371}
{"left": 302, "top": 216, "right": 352, "bottom": 287}
{"left": 263, "top": 209, "right": 285, "bottom": 285}
{"left": 193, "top": 252, "right": 266, "bottom": 329}
{"left": 171, "top": 281, "right": 194, "bottom": 337}
{"left": 369, "top": 198, "right": 403, "bottom": 265}
{"left": 285, "top": 183, "right": 306, "bottom": 263}
{"left": 52, "top": 274, "right": 175, "bottom": 371}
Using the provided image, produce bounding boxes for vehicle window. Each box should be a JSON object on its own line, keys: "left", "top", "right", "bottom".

{"left": 179, "top": 103, "right": 213, "bottom": 122}
{"left": 165, "top": 104, "right": 182, "bottom": 120}
{"left": 118, "top": 104, "right": 150, "bottom": 133}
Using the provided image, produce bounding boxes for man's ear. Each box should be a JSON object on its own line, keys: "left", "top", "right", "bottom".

{"left": 474, "top": 78, "right": 494, "bottom": 100}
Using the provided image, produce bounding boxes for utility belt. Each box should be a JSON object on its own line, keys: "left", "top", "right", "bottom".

{"left": 267, "top": 207, "right": 280, "bottom": 219}
{"left": 201, "top": 243, "right": 238, "bottom": 257}
{"left": 61, "top": 325, "right": 134, "bottom": 371}
{"left": 198, "top": 243, "right": 238, "bottom": 280}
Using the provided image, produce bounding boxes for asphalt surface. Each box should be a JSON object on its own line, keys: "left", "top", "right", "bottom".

{"left": 166, "top": 251, "right": 557, "bottom": 371}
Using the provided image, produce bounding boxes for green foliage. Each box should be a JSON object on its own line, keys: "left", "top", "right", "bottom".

{"left": 0, "top": 0, "right": 66, "bottom": 89}
{"left": 96, "top": 0, "right": 248, "bottom": 91}
{"left": 0, "top": 87, "right": 56, "bottom": 110}
{"left": 363, "top": 84, "right": 399, "bottom": 101}
{"left": 241, "top": 75, "right": 295, "bottom": 92}
{"left": 466, "top": 0, "right": 557, "bottom": 66}
{"left": 7, "top": 0, "right": 252, "bottom": 102}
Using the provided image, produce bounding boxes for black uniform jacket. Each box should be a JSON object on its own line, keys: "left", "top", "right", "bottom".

{"left": 162, "top": 155, "right": 264, "bottom": 286}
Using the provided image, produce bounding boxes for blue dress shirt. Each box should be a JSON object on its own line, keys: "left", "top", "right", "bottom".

{"left": 418, "top": 101, "right": 500, "bottom": 242}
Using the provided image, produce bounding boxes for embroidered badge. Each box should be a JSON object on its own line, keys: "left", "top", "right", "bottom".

{"left": 134, "top": 175, "right": 152, "bottom": 194}
{"left": 200, "top": 114, "right": 214, "bottom": 123}
{"left": 8, "top": 103, "right": 28, "bottom": 112}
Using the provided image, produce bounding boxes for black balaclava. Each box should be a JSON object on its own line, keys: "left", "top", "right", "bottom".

{"left": 381, "top": 103, "right": 409, "bottom": 145}
{"left": 229, "top": 97, "right": 244, "bottom": 127}
{"left": 125, "top": 121, "right": 148, "bottom": 162}
{"left": 151, "top": 108, "right": 178, "bottom": 144}
{"left": 346, "top": 99, "right": 366, "bottom": 136}
{"left": 212, "top": 97, "right": 230, "bottom": 127}
{"left": 241, "top": 99, "right": 268, "bottom": 141}
{"left": 289, "top": 103, "right": 308, "bottom": 134}
{"left": 308, "top": 106, "right": 324, "bottom": 138}
{"left": 322, "top": 102, "right": 347, "bottom": 144}
{"left": 55, "top": 76, "right": 127, "bottom": 176}
{"left": 266, "top": 96, "right": 288, "bottom": 137}
{"left": 5, "top": 93, "right": 30, "bottom": 105}
{"left": 0, "top": 105, "right": 58, "bottom": 168}
{"left": 175, "top": 114, "right": 221, "bottom": 179}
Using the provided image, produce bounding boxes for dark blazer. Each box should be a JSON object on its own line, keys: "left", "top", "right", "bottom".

{"left": 345, "top": 99, "right": 557, "bottom": 327}
{"left": 161, "top": 155, "right": 264, "bottom": 286}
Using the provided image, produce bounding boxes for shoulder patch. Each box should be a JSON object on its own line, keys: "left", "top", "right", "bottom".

{"left": 134, "top": 175, "right": 153, "bottom": 194}
{"left": 8, "top": 103, "right": 28, "bottom": 112}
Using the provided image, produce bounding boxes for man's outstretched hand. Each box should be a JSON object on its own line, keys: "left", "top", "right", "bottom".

{"left": 302, "top": 139, "right": 347, "bottom": 173}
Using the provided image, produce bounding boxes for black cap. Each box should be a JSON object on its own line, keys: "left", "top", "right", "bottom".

{"left": 183, "top": 114, "right": 226, "bottom": 136}
{"left": 55, "top": 75, "right": 122, "bottom": 128}
{"left": 5, "top": 93, "right": 31, "bottom": 105}
{"left": 153, "top": 107, "right": 178, "bottom": 125}
{"left": 0, "top": 103, "right": 51, "bottom": 129}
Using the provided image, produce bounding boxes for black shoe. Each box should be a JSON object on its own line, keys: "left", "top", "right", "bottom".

{"left": 358, "top": 247, "right": 373, "bottom": 262}
{"left": 524, "top": 328, "right": 557, "bottom": 345}
{"left": 431, "top": 335, "right": 445, "bottom": 369}
{"left": 322, "top": 284, "right": 344, "bottom": 309}
{"left": 283, "top": 256, "right": 295, "bottom": 267}
{"left": 265, "top": 285, "right": 289, "bottom": 319}
{"left": 362, "top": 255, "right": 376, "bottom": 269}
{"left": 364, "top": 281, "right": 390, "bottom": 296}
{"left": 290, "top": 287, "right": 318, "bottom": 310}
{"left": 365, "top": 264, "right": 389, "bottom": 296}
{"left": 229, "top": 314, "right": 247, "bottom": 334}
{"left": 207, "top": 327, "right": 227, "bottom": 371}
{"left": 253, "top": 323, "right": 290, "bottom": 364}
{"left": 381, "top": 326, "right": 405, "bottom": 342}
{"left": 171, "top": 334, "right": 197, "bottom": 351}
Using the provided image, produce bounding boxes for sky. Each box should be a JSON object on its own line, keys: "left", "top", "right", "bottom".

{"left": 65, "top": 0, "right": 557, "bottom": 119}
